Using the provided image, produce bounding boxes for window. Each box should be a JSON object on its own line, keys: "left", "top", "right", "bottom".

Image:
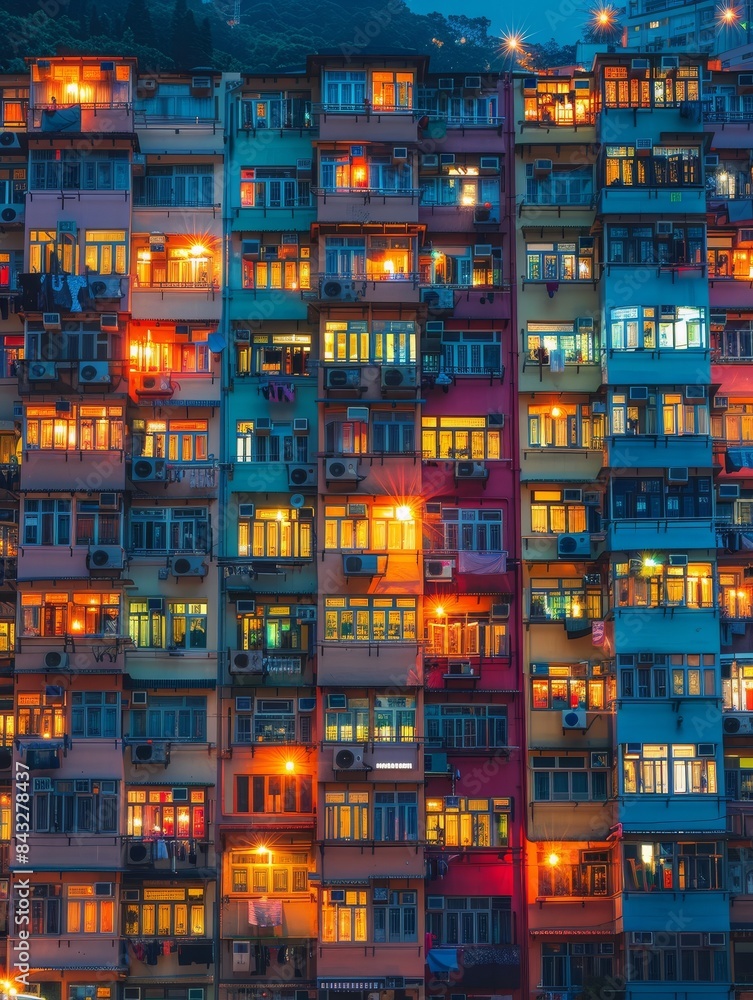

{"left": 21, "top": 593, "right": 120, "bottom": 638}
{"left": 126, "top": 787, "right": 206, "bottom": 838}
{"left": 30, "top": 151, "right": 130, "bottom": 191}
{"left": 371, "top": 70, "right": 414, "bottom": 108}
{"left": 538, "top": 849, "right": 609, "bottom": 896}
{"left": 420, "top": 93, "right": 499, "bottom": 125}
{"left": 611, "top": 476, "right": 712, "bottom": 520}
{"left": 0, "top": 166, "right": 26, "bottom": 206}
{"left": 622, "top": 743, "right": 717, "bottom": 795}
{"left": 324, "top": 504, "right": 416, "bottom": 551}
{"left": 421, "top": 415, "right": 502, "bottom": 460}
{"left": 251, "top": 698, "right": 297, "bottom": 744}
{"left": 325, "top": 696, "right": 369, "bottom": 742}
{"left": 613, "top": 560, "right": 714, "bottom": 608}
{"left": 17, "top": 692, "right": 65, "bottom": 738}
{"left": 322, "top": 71, "right": 366, "bottom": 108}
{"left": 529, "top": 579, "right": 601, "bottom": 620}
{"left": 235, "top": 420, "right": 308, "bottom": 463}
{"left": 424, "top": 612, "right": 484, "bottom": 658}
{"left": 239, "top": 93, "right": 312, "bottom": 130}
{"left": 424, "top": 704, "right": 508, "bottom": 748}
{"left": 531, "top": 490, "right": 589, "bottom": 534}
{"left": 419, "top": 246, "right": 502, "bottom": 288}
{"left": 65, "top": 884, "right": 115, "bottom": 934}
{"left": 23, "top": 500, "right": 71, "bottom": 545}
{"left": 324, "top": 694, "right": 416, "bottom": 743}
{"left": 373, "top": 793, "right": 418, "bottom": 842}
{"left": 523, "top": 78, "right": 593, "bottom": 125}
{"left": 25, "top": 319, "right": 111, "bottom": 362}
{"left": 628, "top": 933, "right": 727, "bottom": 982}
{"left": 73, "top": 501, "right": 121, "bottom": 546}
{"left": 602, "top": 62, "right": 699, "bottom": 109}
{"left": 532, "top": 756, "right": 609, "bottom": 802}
{"left": 29, "top": 229, "right": 75, "bottom": 274}
{"left": 241, "top": 240, "right": 311, "bottom": 290}
{"left": 422, "top": 330, "right": 503, "bottom": 377}
{"left": 708, "top": 246, "right": 753, "bottom": 279}
{"left": 717, "top": 324, "right": 753, "bottom": 359}
{"left": 419, "top": 176, "right": 499, "bottom": 213}
{"left": 526, "top": 241, "right": 593, "bottom": 281}
{"left": 30, "top": 884, "right": 61, "bottom": 935}
{"left": 129, "top": 329, "right": 213, "bottom": 374}
{"left": 725, "top": 661, "right": 753, "bottom": 712}
{"left": 438, "top": 507, "right": 503, "bottom": 551}
{"left": 33, "top": 779, "right": 118, "bottom": 833}
{"left": 123, "top": 887, "right": 205, "bottom": 937}
{"left": 325, "top": 791, "right": 370, "bottom": 840}
{"left": 608, "top": 223, "right": 704, "bottom": 265}
{"left": 243, "top": 332, "right": 312, "bottom": 376}
{"left": 319, "top": 153, "right": 412, "bottom": 193}
{"left": 134, "top": 240, "right": 219, "bottom": 288}
{"left": 604, "top": 145, "right": 701, "bottom": 188}
{"left": 371, "top": 410, "right": 416, "bottom": 453}
{"left": 135, "top": 164, "right": 215, "bottom": 207}
{"left": 620, "top": 653, "right": 716, "bottom": 700}
{"left": 609, "top": 305, "right": 706, "bottom": 350}
{"left": 321, "top": 889, "right": 367, "bottom": 942}
{"left": 528, "top": 403, "right": 603, "bottom": 448}
{"left": 128, "top": 695, "right": 206, "bottom": 741}
{"left": 526, "top": 166, "right": 593, "bottom": 204}
{"left": 130, "top": 507, "right": 208, "bottom": 553}
{"left": 425, "top": 796, "right": 510, "bottom": 847}
{"left": 540, "top": 941, "right": 614, "bottom": 990}
{"left": 238, "top": 507, "right": 313, "bottom": 559}
{"left": 716, "top": 404, "right": 753, "bottom": 445}
{"left": 133, "top": 419, "right": 208, "bottom": 463}
{"left": 526, "top": 322, "right": 597, "bottom": 365}
{"left": 234, "top": 774, "right": 312, "bottom": 814}
{"left": 373, "top": 888, "right": 417, "bottom": 942}
{"left": 84, "top": 230, "right": 127, "bottom": 275}
{"left": 237, "top": 603, "right": 309, "bottom": 655}
{"left": 25, "top": 406, "right": 124, "bottom": 452}
{"left": 426, "top": 896, "right": 512, "bottom": 945}
{"left": 2, "top": 88, "right": 28, "bottom": 127}
{"left": 71, "top": 691, "right": 119, "bottom": 738}
{"left": 32, "top": 60, "right": 130, "bottom": 107}
{"left": 531, "top": 665, "right": 609, "bottom": 711}
{"left": 624, "top": 841, "right": 723, "bottom": 891}
{"left": 127, "top": 600, "right": 207, "bottom": 649}
{"left": 323, "top": 236, "right": 414, "bottom": 280}
{"left": 229, "top": 850, "right": 310, "bottom": 894}
{"left": 323, "top": 596, "right": 417, "bottom": 642}
{"left": 322, "top": 319, "right": 417, "bottom": 365}
{"left": 610, "top": 392, "right": 709, "bottom": 436}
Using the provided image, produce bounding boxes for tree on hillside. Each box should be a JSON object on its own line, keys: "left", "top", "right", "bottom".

{"left": 124, "top": 0, "right": 155, "bottom": 48}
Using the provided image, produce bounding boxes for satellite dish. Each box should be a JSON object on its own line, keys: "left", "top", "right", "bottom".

{"left": 290, "top": 493, "right": 305, "bottom": 509}
{"left": 207, "top": 331, "right": 226, "bottom": 353}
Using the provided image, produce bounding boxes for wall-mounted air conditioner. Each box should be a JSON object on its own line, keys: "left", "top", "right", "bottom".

{"left": 321, "top": 280, "right": 358, "bottom": 302}
{"left": 562, "top": 709, "right": 587, "bottom": 729}
{"left": 342, "top": 554, "right": 380, "bottom": 576}
{"left": 293, "top": 418, "right": 309, "bottom": 434}
{"left": 421, "top": 154, "right": 439, "bottom": 168}
{"left": 28, "top": 362, "right": 57, "bottom": 381}
{"left": 173, "top": 556, "right": 208, "bottom": 578}
{"left": 705, "top": 154, "right": 719, "bottom": 168}
{"left": 79, "top": 362, "right": 111, "bottom": 384}
{"left": 44, "top": 651, "right": 68, "bottom": 669}
{"left": 325, "top": 367, "right": 361, "bottom": 389}
{"left": 87, "top": 546, "right": 125, "bottom": 570}
{"left": 131, "top": 458, "right": 167, "bottom": 482}
{"left": 131, "top": 742, "right": 168, "bottom": 764}
{"left": 381, "top": 365, "right": 417, "bottom": 389}
{"left": 100, "top": 314, "right": 119, "bottom": 332}
{"left": 719, "top": 484, "right": 740, "bottom": 499}
{"left": 327, "top": 458, "right": 361, "bottom": 482}
{"left": 425, "top": 559, "right": 454, "bottom": 580}
{"left": 229, "top": 650, "right": 264, "bottom": 675}
{"left": 557, "top": 533, "right": 590, "bottom": 557}
{"left": 667, "top": 467, "right": 689, "bottom": 483}
{"left": 455, "top": 461, "right": 488, "bottom": 480}
{"left": 288, "top": 464, "right": 317, "bottom": 488}
{"left": 333, "top": 746, "right": 365, "bottom": 770}
{"left": 629, "top": 386, "right": 648, "bottom": 401}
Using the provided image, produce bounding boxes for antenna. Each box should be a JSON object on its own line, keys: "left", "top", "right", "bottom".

{"left": 227, "top": 0, "right": 241, "bottom": 27}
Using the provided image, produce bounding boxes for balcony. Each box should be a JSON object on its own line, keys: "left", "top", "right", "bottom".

{"left": 419, "top": 201, "right": 501, "bottom": 233}
{"left": 310, "top": 274, "right": 420, "bottom": 307}
{"left": 126, "top": 937, "right": 214, "bottom": 971}
{"left": 220, "top": 934, "right": 316, "bottom": 982}
{"left": 426, "top": 944, "right": 521, "bottom": 991}
{"left": 123, "top": 836, "right": 214, "bottom": 872}
{"left": 315, "top": 185, "right": 421, "bottom": 224}
{"left": 313, "top": 104, "right": 421, "bottom": 143}
{"left": 17, "top": 272, "right": 128, "bottom": 314}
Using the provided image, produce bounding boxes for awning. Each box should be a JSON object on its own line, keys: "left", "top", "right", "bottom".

{"left": 17, "top": 738, "right": 65, "bottom": 750}
{"left": 726, "top": 448, "right": 753, "bottom": 472}
{"left": 427, "top": 948, "right": 460, "bottom": 973}
{"left": 124, "top": 677, "right": 216, "bottom": 689}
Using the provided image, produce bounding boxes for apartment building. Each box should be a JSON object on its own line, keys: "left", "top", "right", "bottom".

{"left": 625, "top": 0, "right": 744, "bottom": 55}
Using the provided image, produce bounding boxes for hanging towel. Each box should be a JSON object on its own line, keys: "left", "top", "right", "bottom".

{"left": 156, "top": 839, "right": 169, "bottom": 860}
{"left": 248, "top": 899, "right": 282, "bottom": 926}
{"left": 549, "top": 348, "right": 566, "bottom": 372}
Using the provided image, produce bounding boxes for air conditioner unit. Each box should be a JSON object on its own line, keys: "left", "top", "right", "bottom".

{"left": 392, "top": 147, "right": 408, "bottom": 161}
{"left": 131, "top": 742, "right": 168, "bottom": 764}
{"left": 713, "top": 396, "right": 729, "bottom": 411}
{"left": 668, "top": 553, "right": 688, "bottom": 566}
{"left": 139, "top": 78, "right": 157, "bottom": 92}
{"left": 661, "top": 56, "right": 679, "bottom": 69}
{"left": 327, "top": 694, "right": 347, "bottom": 709}
{"left": 32, "top": 777, "right": 53, "bottom": 792}
{"left": 523, "top": 76, "right": 537, "bottom": 92}
{"left": 342, "top": 554, "right": 380, "bottom": 575}
{"left": 131, "top": 691, "right": 148, "bottom": 706}
{"left": 438, "top": 77, "right": 455, "bottom": 90}
{"left": 44, "top": 651, "right": 68, "bottom": 669}
{"left": 455, "top": 461, "right": 488, "bottom": 481}
{"left": 327, "top": 458, "right": 361, "bottom": 482}
{"left": 464, "top": 76, "right": 482, "bottom": 89}
{"left": 229, "top": 650, "right": 265, "bottom": 675}
{"left": 421, "top": 287, "right": 455, "bottom": 310}
{"left": 534, "top": 158, "right": 553, "bottom": 174}
{"left": 631, "top": 931, "right": 653, "bottom": 944}
{"left": 655, "top": 220, "right": 673, "bottom": 235}
{"left": 288, "top": 464, "right": 317, "bottom": 488}
{"left": 705, "top": 154, "right": 719, "bottom": 168}
{"left": 684, "top": 385, "right": 705, "bottom": 399}
{"left": 254, "top": 417, "right": 271, "bottom": 436}
{"left": 131, "top": 458, "right": 167, "bottom": 482}
{"left": 135, "top": 373, "right": 173, "bottom": 396}
{"left": 172, "top": 556, "right": 208, "bottom": 578}
{"left": 241, "top": 240, "right": 260, "bottom": 257}
{"left": 491, "top": 603, "right": 510, "bottom": 619}
{"left": 325, "top": 367, "right": 361, "bottom": 389}
{"left": 28, "top": 361, "right": 57, "bottom": 380}
{"left": 557, "top": 533, "right": 590, "bottom": 557}
{"left": 440, "top": 153, "right": 455, "bottom": 166}
{"left": 293, "top": 418, "right": 309, "bottom": 434}
{"left": 425, "top": 558, "right": 454, "bottom": 580}
{"left": 346, "top": 406, "right": 369, "bottom": 422}
{"left": 631, "top": 58, "right": 650, "bottom": 70}
{"left": 425, "top": 321, "right": 444, "bottom": 335}
{"left": 87, "top": 546, "right": 125, "bottom": 570}
{"left": 0, "top": 132, "right": 20, "bottom": 149}
{"left": 562, "top": 709, "right": 587, "bottom": 729}
{"left": 667, "top": 467, "right": 689, "bottom": 483}
{"left": 629, "top": 386, "right": 648, "bottom": 400}
{"left": 236, "top": 600, "right": 256, "bottom": 613}
{"left": 126, "top": 843, "right": 152, "bottom": 866}
{"left": 719, "top": 484, "right": 740, "bottom": 499}
{"left": 563, "top": 489, "right": 583, "bottom": 502}
{"left": 191, "top": 75, "right": 212, "bottom": 90}
{"left": 238, "top": 503, "right": 255, "bottom": 518}
{"left": 584, "top": 573, "right": 601, "bottom": 586}
{"left": 381, "top": 365, "right": 417, "bottom": 389}
{"left": 333, "top": 746, "right": 365, "bottom": 770}
{"left": 78, "top": 362, "right": 111, "bottom": 384}
{"left": 321, "top": 280, "right": 358, "bottom": 302}
{"left": 474, "top": 244, "right": 493, "bottom": 256}
{"left": 724, "top": 715, "right": 753, "bottom": 734}
{"left": 234, "top": 329, "right": 251, "bottom": 343}
{"left": 100, "top": 314, "right": 119, "bottom": 332}
{"left": 421, "top": 154, "right": 439, "bottom": 168}
{"left": 447, "top": 660, "right": 474, "bottom": 675}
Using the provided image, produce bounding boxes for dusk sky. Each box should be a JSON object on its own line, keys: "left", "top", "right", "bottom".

{"left": 407, "top": 0, "right": 587, "bottom": 45}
